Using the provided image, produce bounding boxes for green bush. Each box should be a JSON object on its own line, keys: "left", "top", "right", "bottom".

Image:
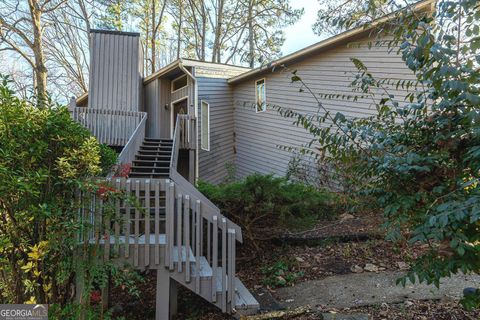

{"left": 0, "top": 76, "right": 140, "bottom": 316}
{"left": 277, "top": 0, "right": 480, "bottom": 308}
{"left": 261, "top": 259, "right": 304, "bottom": 288}
{"left": 198, "top": 174, "right": 337, "bottom": 250}
{"left": 99, "top": 144, "right": 118, "bottom": 176}
{"left": 0, "top": 75, "right": 103, "bottom": 305}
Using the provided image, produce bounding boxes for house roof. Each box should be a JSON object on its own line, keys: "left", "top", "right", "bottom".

{"left": 76, "top": 91, "right": 88, "bottom": 105}
{"left": 227, "top": 0, "right": 435, "bottom": 84}
{"left": 76, "top": 58, "right": 251, "bottom": 103}
{"left": 75, "top": 0, "right": 434, "bottom": 105}
{"left": 143, "top": 58, "right": 250, "bottom": 84}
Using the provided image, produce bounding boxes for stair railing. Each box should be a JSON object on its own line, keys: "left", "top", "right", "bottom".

{"left": 77, "top": 177, "right": 167, "bottom": 268}
{"left": 114, "top": 111, "right": 147, "bottom": 175}
{"left": 167, "top": 114, "right": 242, "bottom": 312}
{"left": 70, "top": 108, "right": 146, "bottom": 146}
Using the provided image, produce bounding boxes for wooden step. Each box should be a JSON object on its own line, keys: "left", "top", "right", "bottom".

{"left": 233, "top": 277, "right": 260, "bottom": 316}
{"left": 213, "top": 268, "right": 259, "bottom": 315}
{"left": 191, "top": 256, "right": 213, "bottom": 278}
{"left": 131, "top": 162, "right": 170, "bottom": 167}
{"left": 135, "top": 154, "right": 171, "bottom": 159}
{"left": 137, "top": 150, "right": 172, "bottom": 155}
{"left": 140, "top": 145, "right": 172, "bottom": 150}
{"left": 172, "top": 246, "right": 196, "bottom": 263}
{"left": 133, "top": 159, "right": 171, "bottom": 165}
{"left": 144, "top": 138, "right": 173, "bottom": 143}
{"left": 128, "top": 172, "right": 169, "bottom": 178}
{"left": 130, "top": 167, "right": 169, "bottom": 173}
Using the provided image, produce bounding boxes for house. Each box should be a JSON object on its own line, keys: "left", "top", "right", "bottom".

{"left": 71, "top": 1, "right": 433, "bottom": 319}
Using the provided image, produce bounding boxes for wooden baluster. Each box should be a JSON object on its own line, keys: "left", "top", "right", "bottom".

{"left": 177, "top": 193, "right": 183, "bottom": 273}
{"left": 212, "top": 216, "right": 218, "bottom": 302}
{"left": 114, "top": 179, "right": 121, "bottom": 256}
{"left": 168, "top": 182, "right": 175, "bottom": 270}
{"left": 207, "top": 222, "right": 211, "bottom": 263}
{"left": 90, "top": 193, "right": 95, "bottom": 243}
{"left": 103, "top": 194, "right": 110, "bottom": 261}
{"left": 145, "top": 179, "right": 151, "bottom": 267}
{"left": 221, "top": 218, "right": 227, "bottom": 312}
{"left": 228, "top": 229, "right": 236, "bottom": 308}
{"left": 184, "top": 195, "right": 191, "bottom": 283}
{"left": 195, "top": 200, "right": 201, "bottom": 294}
{"left": 154, "top": 180, "right": 160, "bottom": 265}
{"left": 134, "top": 180, "right": 140, "bottom": 267}
{"left": 125, "top": 179, "right": 131, "bottom": 258}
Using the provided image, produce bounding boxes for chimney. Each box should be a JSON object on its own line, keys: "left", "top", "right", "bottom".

{"left": 88, "top": 30, "right": 143, "bottom": 111}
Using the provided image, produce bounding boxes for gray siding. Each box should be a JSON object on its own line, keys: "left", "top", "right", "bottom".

{"left": 232, "top": 37, "right": 416, "bottom": 180}
{"left": 197, "top": 77, "right": 236, "bottom": 184}
{"left": 88, "top": 31, "right": 143, "bottom": 111}
{"left": 144, "top": 78, "right": 172, "bottom": 139}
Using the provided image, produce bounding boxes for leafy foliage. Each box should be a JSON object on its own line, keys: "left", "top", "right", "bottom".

{"left": 261, "top": 259, "right": 304, "bottom": 288}
{"left": 99, "top": 144, "right": 118, "bottom": 176}
{"left": 198, "top": 174, "right": 338, "bottom": 251}
{"left": 0, "top": 76, "right": 141, "bottom": 316}
{"left": 277, "top": 0, "right": 480, "bottom": 309}
{"left": 0, "top": 75, "right": 101, "bottom": 304}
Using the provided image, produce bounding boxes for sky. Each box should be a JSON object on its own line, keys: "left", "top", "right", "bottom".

{"left": 281, "top": 0, "right": 326, "bottom": 55}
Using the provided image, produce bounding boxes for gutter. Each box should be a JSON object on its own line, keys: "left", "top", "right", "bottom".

{"left": 178, "top": 58, "right": 199, "bottom": 183}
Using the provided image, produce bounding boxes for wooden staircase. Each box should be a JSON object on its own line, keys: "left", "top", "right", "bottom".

{"left": 129, "top": 138, "right": 173, "bottom": 179}
{"left": 74, "top": 113, "right": 259, "bottom": 319}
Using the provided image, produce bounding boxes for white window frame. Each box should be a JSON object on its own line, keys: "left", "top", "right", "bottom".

{"left": 200, "top": 100, "right": 210, "bottom": 151}
{"left": 171, "top": 74, "right": 188, "bottom": 93}
{"left": 255, "top": 78, "right": 266, "bottom": 113}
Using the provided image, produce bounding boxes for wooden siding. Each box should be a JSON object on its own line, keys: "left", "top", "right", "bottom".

{"left": 144, "top": 78, "right": 172, "bottom": 138}
{"left": 197, "top": 77, "right": 236, "bottom": 184}
{"left": 88, "top": 31, "right": 143, "bottom": 111}
{"left": 143, "top": 69, "right": 195, "bottom": 139}
{"left": 232, "top": 37, "right": 416, "bottom": 179}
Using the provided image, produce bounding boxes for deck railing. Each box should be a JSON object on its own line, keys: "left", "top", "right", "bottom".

{"left": 78, "top": 112, "right": 242, "bottom": 313}
{"left": 168, "top": 113, "right": 241, "bottom": 312}
{"left": 70, "top": 108, "right": 146, "bottom": 146}
{"left": 114, "top": 112, "right": 147, "bottom": 174}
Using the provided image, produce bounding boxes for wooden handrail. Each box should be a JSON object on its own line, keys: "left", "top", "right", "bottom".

{"left": 113, "top": 111, "right": 148, "bottom": 176}
{"left": 169, "top": 114, "right": 242, "bottom": 242}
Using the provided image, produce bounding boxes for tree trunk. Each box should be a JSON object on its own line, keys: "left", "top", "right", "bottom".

{"left": 176, "top": 1, "right": 182, "bottom": 59}
{"left": 248, "top": 0, "right": 254, "bottom": 68}
{"left": 212, "top": 0, "right": 224, "bottom": 62}
{"left": 29, "top": 0, "right": 48, "bottom": 108}
{"left": 200, "top": 3, "right": 206, "bottom": 61}
{"left": 151, "top": 0, "right": 156, "bottom": 73}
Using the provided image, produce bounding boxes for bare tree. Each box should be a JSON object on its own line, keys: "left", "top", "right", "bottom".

{"left": 0, "top": 0, "right": 68, "bottom": 107}
{"left": 131, "top": 0, "right": 167, "bottom": 73}
{"left": 44, "top": 0, "right": 94, "bottom": 97}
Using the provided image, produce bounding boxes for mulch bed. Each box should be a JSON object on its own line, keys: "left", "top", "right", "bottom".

{"left": 280, "top": 213, "right": 384, "bottom": 242}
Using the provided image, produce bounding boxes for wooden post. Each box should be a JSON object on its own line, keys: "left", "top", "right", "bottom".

{"left": 156, "top": 268, "right": 171, "bottom": 320}
{"left": 184, "top": 195, "right": 191, "bottom": 283}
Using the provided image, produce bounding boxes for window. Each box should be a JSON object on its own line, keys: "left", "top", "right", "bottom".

{"left": 201, "top": 101, "right": 210, "bottom": 151}
{"left": 255, "top": 78, "right": 266, "bottom": 113}
{"left": 171, "top": 74, "right": 188, "bottom": 92}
